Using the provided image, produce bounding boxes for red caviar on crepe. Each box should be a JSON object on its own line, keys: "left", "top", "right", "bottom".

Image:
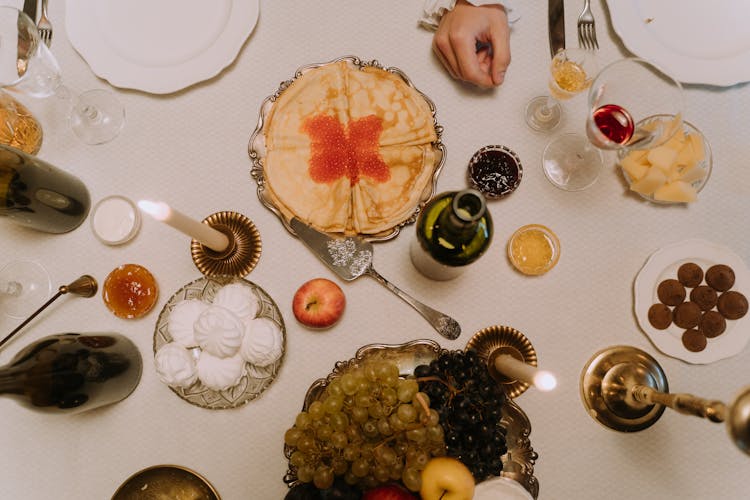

{"left": 263, "top": 60, "right": 438, "bottom": 235}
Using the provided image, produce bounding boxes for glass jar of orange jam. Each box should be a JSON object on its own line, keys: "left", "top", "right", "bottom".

{"left": 102, "top": 264, "right": 159, "bottom": 319}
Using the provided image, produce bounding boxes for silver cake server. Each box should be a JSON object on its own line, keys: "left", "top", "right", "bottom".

{"left": 290, "top": 217, "right": 461, "bottom": 340}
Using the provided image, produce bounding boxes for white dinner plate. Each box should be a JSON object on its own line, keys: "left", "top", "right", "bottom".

{"left": 475, "top": 477, "right": 534, "bottom": 500}
{"left": 607, "top": 0, "right": 750, "bottom": 86}
{"left": 634, "top": 239, "right": 750, "bottom": 364}
{"left": 66, "top": 0, "right": 259, "bottom": 94}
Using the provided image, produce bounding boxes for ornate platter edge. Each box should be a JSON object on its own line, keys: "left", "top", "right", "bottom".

{"left": 247, "top": 55, "right": 446, "bottom": 243}
{"left": 282, "top": 339, "right": 539, "bottom": 498}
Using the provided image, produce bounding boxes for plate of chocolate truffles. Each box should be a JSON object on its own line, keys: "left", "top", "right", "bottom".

{"left": 634, "top": 239, "right": 749, "bottom": 364}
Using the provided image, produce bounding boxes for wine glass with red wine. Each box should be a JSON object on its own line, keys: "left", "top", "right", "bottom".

{"left": 586, "top": 58, "right": 683, "bottom": 151}
{"left": 541, "top": 58, "right": 683, "bottom": 192}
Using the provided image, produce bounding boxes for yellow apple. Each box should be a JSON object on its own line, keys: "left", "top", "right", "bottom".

{"left": 420, "top": 457, "right": 475, "bottom": 500}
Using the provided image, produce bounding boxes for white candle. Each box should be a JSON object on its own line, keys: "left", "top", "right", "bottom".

{"left": 138, "top": 200, "right": 230, "bottom": 252}
{"left": 494, "top": 354, "right": 557, "bottom": 392}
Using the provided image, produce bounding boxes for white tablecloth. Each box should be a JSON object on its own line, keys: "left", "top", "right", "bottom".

{"left": 1, "top": 1, "right": 748, "bottom": 499}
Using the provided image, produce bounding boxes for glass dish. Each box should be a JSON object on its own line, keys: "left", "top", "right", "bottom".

{"left": 247, "top": 55, "right": 446, "bottom": 242}
{"left": 618, "top": 115, "right": 712, "bottom": 204}
{"left": 507, "top": 224, "right": 561, "bottom": 276}
{"left": 467, "top": 145, "right": 523, "bottom": 199}
{"left": 282, "top": 339, "right": 539, "bottom": 498}
{"left": 153, "top": 275, "right": 285, "bottom": 409}
{"left": 90, "top": 195, "right": 141, "bottom": 245}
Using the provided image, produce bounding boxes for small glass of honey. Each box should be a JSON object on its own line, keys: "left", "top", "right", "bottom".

{"left": 507, "top": 224, "right": 560, "bottom": 276}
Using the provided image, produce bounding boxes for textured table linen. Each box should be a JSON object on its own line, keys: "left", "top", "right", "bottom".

{"left": 0, "top": 1, "right": 748, "bottom": 499}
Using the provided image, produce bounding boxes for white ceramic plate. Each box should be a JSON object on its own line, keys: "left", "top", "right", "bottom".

{"left": 66, "top": 0, "right": 259, "bottom": 94}
{"left": 634, "top": 239, "right": 750, "bottom": 364}
{"left": 475, "top": 477, "right": 534, "bottom": 500}
{"left": 607, "top": 0, "right": 750, "bottom": 86}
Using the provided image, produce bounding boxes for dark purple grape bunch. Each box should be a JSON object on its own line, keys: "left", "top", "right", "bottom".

{"left": 414, "top": 349, "right": 508, "bottom": 481}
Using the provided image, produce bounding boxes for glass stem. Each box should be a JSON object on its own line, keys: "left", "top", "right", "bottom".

{"left": 535, "top": 96, "right": 559, "bottom": 122}
{"left": 53, "top": 83, "right": 73, "bottom": 102}
{"left": 542, "top": 95, "right": 557, "bottom": 114}
{"left": 54, "top": 85, "right": 101, "bottom": 124}
{"left": 2, "top": 281, "right": 22, "bottom": 297}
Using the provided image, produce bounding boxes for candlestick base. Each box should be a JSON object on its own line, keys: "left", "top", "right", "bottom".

{"left": 580, "top": 345, "right": 668, "bottom": 432}
{"left": 191, "top": 211, "right": 262, "bottom": 278}
{"left": 466, "top": 325, "right": 537, "bottom": 399}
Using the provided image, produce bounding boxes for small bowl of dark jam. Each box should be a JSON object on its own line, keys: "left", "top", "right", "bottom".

{"left": 467, "top": 145, "right": 522, "bottom": 199}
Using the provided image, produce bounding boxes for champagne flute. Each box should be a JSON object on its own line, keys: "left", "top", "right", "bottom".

{"left": 0, "top": 7, "right": 125, "bottom": 145}
{"left": 0, "top": 260, "right": 51, "bottom": 319}
{"left": 586, "top": 58, "right": 684, "bottom": 151}
{"left": 525, "top": 48, "right": 598, "bottom": 132}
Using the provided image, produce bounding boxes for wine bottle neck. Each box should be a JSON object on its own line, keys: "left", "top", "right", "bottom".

{"left": 437, "top": 189, "right": 486, "bottom": 237}
{"left": 0, "top": 366, "right": 25, "bottom": 394}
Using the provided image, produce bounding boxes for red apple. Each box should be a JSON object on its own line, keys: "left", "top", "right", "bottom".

{"left": 292, "top": 278, "right": 346, "bottom": 329}
{"left": 420, "top": 457, "right": 475, "bottom": 500}
{"left": 362, "top": 483, "right": 418, "bottom": 500}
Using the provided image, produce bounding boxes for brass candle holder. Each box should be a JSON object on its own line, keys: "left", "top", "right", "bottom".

{"left": 581, "top": 345, "right": 750, "bottom": 455}
{"left": 190, "top": 211, "right": 262, "bottom": 278}
{"left": 467, "top": 325, "right": 539, "bottom": 399}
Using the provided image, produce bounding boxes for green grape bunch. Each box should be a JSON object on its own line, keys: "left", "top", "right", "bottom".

{"left": 283, "top": 360, "right": 446, "bottom": 492}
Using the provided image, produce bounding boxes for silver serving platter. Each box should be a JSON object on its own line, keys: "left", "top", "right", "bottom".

{"left": 153, "top": 275, "right": 286, "bottom": 410}
{"left": 283, "top": 339, "right": 539, "bottom": 498}
{"left": 247, "top": 55, "right": 446, "bottom": 242}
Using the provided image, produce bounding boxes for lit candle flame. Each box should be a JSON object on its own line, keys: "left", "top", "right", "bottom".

{"left": 494, "top": 354, "right": 557, "bottom": 392}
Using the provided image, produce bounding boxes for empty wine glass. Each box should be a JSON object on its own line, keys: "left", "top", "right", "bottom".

{"left": 541, "top": 132, "right": 604, "bottom": 191}
{"left": 586, "top": 58, "right": 683, "bottom": 151}
{"left": 0, "top": 260, "right": 51, "bottom": 319}
{"left": 0, "top": 7, "right": 124, "bottom": 145}
{"left": 525, "top": 48, "right": 598, "bottom": 132}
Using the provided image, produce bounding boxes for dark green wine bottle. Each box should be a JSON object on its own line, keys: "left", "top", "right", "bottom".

{"left": 410, "top": 189, "right": 493, "bottom": 280}
{"left": 0, "top": 144, "right": 90, "bottom": 233}
{"left": 0, "top": 333, "right": 142, "bottom": 414}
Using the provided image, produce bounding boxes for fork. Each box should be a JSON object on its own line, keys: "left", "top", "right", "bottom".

{"left": 577, "top": 0, "right": 599, "bottom": 50}
{"left": 36, "top": 0, "right": 52, "bottom": 47}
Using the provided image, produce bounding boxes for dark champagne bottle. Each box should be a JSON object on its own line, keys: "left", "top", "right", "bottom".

{"left": 0, "top": 144, "right": 90, "bottom": 233}
{"left": 0, "top": 333, "right": 142, "bottom": 414}
{"left": 410, "top": 189, "right": 493, "bottom": 280}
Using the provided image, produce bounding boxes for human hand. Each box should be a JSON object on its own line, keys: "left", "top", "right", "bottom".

{"left": 432, "top": 0, "right": 511, "bottom": 88}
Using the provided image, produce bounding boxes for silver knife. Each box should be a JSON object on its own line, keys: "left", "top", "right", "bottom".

{"left": 548, "top": 0, "right": 565, "bottom": 57}
{"left": 289, "top": 217, "right": 461, "bottom": 340}
{"left": 22, "top": 0, "right": 37, "bottom": 22}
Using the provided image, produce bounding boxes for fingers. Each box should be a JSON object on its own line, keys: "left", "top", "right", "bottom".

{"left": 488, "top": 25, "right": 511, "bottom": 86}
{"left": 432, "top": 33, "right": 459, "bottom": 81}
{"left": 453, "top": 32, "right": 494, "bottom": 88}
{"left": 431, "top": 3, "right": 511, "bottom": 89}
{"left": 434, "top": 30, "right": 495, "bottom": 88}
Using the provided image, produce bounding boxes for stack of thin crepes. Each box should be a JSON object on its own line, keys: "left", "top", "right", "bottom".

{"left": 262, "top": 60, "right": 438, "bottom": 235}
